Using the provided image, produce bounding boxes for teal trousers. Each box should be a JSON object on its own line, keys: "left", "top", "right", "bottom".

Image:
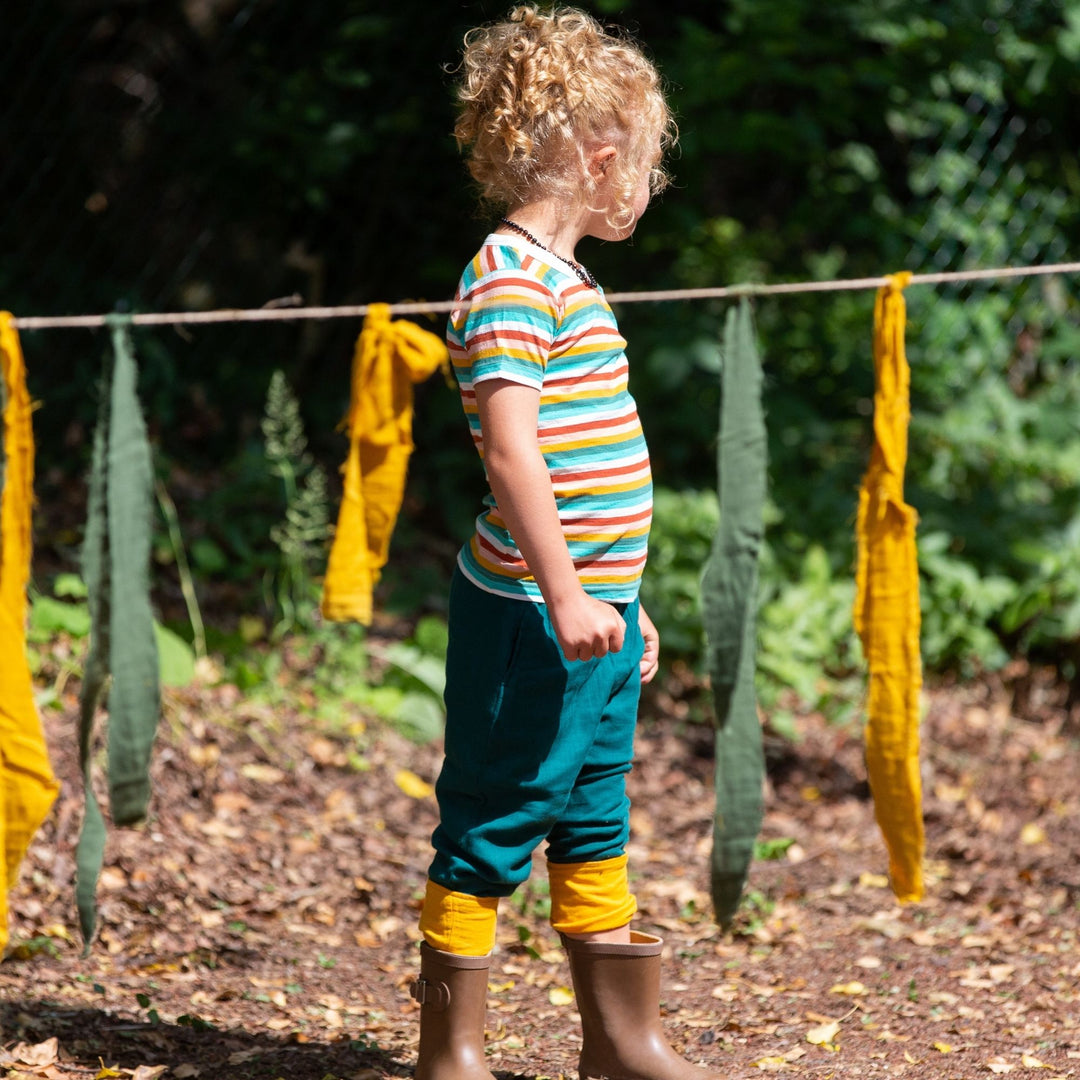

{"left": 429, "top": 568, "right": 644, "bottom": 897}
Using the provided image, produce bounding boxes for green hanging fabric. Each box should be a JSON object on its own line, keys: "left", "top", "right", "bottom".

{"left": 76, "top": 353, "right": 110, "bottom": 949}
{"left": 76, "top": 315, "right": 160, "bottom": 948}
{"left": 702, "top": 299, "right": 767, "bottom": 930}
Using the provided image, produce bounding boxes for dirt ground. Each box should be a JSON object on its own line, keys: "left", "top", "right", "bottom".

{"left": 3, "top": 663, "right": 1079, "bottom": 1080}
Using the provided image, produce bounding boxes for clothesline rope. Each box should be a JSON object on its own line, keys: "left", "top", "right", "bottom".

{"left": 10, "top": 260, "right": 1080, "bottom": 331}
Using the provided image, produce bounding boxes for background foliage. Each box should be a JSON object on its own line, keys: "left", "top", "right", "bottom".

{"left": 3, "top": 0, "right": 1079, "bottom": 719}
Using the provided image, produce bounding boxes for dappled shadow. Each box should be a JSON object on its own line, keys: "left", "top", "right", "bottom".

{"left": 761, "top": 729, "right": 871, "bottom": 803}
{"left": 0, "top": 1001, "right": 552, "bottom": 1080}
{"left": 0, "top": 1001, "right": 407, "bottom": 1080}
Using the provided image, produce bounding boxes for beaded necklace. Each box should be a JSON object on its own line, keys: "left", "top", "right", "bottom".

{"left": 498, "top": 217, "right": 600, "bottom": 290}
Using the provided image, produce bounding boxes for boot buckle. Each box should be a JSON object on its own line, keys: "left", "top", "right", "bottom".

{"left": 409, "top": 976, "right": 451, "bottom": 1010}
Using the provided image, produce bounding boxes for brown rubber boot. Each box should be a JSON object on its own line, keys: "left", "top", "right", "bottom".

{"left": 410, "top": 943, "right": 496, "bottom": 1080}
{"left": 561, "top": 931, "right": 721, "bottom": 1080}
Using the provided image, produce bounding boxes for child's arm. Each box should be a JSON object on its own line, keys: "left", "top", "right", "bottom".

{"left": 638, "top": 604, "right": 660, "bottom": 684}
{"left": 476, "top": 378, "right": 626, "bottom": 662}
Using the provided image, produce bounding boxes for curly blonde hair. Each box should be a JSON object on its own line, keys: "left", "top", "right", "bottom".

{"left": 454, "top": 5, "right": 675, "bottom": 230}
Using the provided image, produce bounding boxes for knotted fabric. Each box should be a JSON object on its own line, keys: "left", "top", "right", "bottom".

{"left": 853, "top": 271, "right": 925, "bottom": 903}
{"left": 0, "top": 313, "right": 60, "bottom": 951}
{"left": 702, "top": 299, "right": 767, "bottom": 929}
{"left": 322, "top": 304, "right": 449, "bottom": 624}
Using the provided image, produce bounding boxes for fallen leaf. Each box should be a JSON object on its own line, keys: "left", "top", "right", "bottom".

{"left": 95, "top": 1065, "right": 124, "bottom": 1079}
{"left": 934, "top": 782, "right": 966, "bottom": 803}
{"left": 987, "top": 1059, "right": 1015, "bottom": 1074}
{"left": 858, "top": 872, "right": 889, "bottom": 889}
{"left": 188, "top": 743, "right": 221, "bottom": 767}
{"left": 99, "top": 866, "right": 128, "bottom": 890}
{"left": 934, "top": 1042, "right": 955, "bottom": 1053}
{"left": 928, "top": 991, "right": 960, "bottom": 1005}
{"left": 213, "top": 791, "right": 251, "bottom": 814}
{"left": 307, "top": 736, "right": 342, "bottom": 765}
{"left": 371, "top": 915, "right": 402, "bottom": 940}
{"left": 829, "top": 981, "right": 868, "bottom": 996}
{"left": 173, "top": 1068, "right": 201, "bottom": 1079}
{"left": 39, "top": 922, "right": 73, "bottom": 941}
{"left": 130, "top": 1068, "right": 169, "bottom": 1080}
{"left": 751, "top": 1049, "right": 805, "bottom": 1072}
{"left": 548, "top": 986, "right": 574, "bottom": 1006}
{"left": 13, "top": 1041, "right": 58, "bottom": 1067}
{"left": 241, "top": 763, "right": 286, "bottom": 784}
{"left": 1021, "top": 1055, "right": 1051, "bottom": 1069}
{"left": 806, "top": 1020, "right": 841, "bottom": 1046}
{"left": 394, "top": 769, "right": 434, "bottom": 799}
{"left": 1019, "top": 823, "right": 1047, "bottom": 845}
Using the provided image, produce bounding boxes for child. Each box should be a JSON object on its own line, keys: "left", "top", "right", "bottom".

{"left": 411, "top": 7, "right": 718, "bottom": 1079}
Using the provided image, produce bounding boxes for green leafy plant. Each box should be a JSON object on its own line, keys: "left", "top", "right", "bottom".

{"left": 135, "top": 992, "right": 161, "bottom": 1025}
{"left": 756, "top": 543, "right": 862, "bottom": 729}
{"left": 509, "top": 877, "right": 551, "bottom": 922}
{"left": 754, "top": 837, "right": 797, "bottom": 861}
{"left": 175, "top": 1013, "right": 217, "bottom": 1031}
{"left": 644, "top": 488, "right": 863, "bottom": 730}
{"left": 916, "top": 532, "right": 1015, "bottom": 674}
{"left": 639, "top": 486, "right": 719, "bottom": 659}
{"left": 29, "top": 573, "right": 91, "bottom": 641}
{"left": 29, "top": 574, "right": 195, "bottom": 691}
{"left": 364, "top": 615, "right": 448, "bottom": 743}
{"left": 6, "top": 935, "right": 61, "bottom": 960}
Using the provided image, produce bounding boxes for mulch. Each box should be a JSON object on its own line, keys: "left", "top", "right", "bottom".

{"left": 3, "top": 665, "right": 1079, "bottom": 1079}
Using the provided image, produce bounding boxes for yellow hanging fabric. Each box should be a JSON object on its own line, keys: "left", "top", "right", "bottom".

{"left": 321, "top": 304, "right": 449, "bottom": 624}
{"left": 0, "top": 313, "right": 60, "bottom": 949}
{"left": 853, "top": 272, "right": 924, "bottom": 903}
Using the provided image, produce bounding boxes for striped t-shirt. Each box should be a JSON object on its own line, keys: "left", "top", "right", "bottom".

{"left": 447, "top": 233, "right": 652, "bottom": 603}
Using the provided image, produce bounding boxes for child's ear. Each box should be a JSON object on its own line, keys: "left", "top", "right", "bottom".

{"left": 588, "top": 145, "right": 618, "bottom": 182}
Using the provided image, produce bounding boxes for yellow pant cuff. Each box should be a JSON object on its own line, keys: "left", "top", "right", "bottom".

{"left": 548, "top": 854, "right": 637, "bottom": 934}
{"left": 418, "top": 880, "right": 499, "bottom": 955}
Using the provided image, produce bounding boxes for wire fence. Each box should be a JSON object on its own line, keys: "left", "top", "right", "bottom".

{"left": 908, "top": 90, "right": 1072, "bottom": 317}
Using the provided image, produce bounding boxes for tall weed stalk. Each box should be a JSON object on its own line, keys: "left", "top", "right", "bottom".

{"left": 261, "top": 370, "right": 331, "bottom": 637}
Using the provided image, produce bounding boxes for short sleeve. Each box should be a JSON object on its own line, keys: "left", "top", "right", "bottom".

{"left": 461, "top": 270, "right": 559, "bottom": 390}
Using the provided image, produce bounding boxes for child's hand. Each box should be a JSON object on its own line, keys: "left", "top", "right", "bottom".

{"left": 550, "top": 592, "right": 626, "bottom": 662}
{"left": 638, "top": 604, "right": 660, "bottom": 685}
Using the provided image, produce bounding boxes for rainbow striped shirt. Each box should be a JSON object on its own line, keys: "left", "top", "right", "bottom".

{"left": 447, "top": 234, "right": 652, "bottom": 603}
